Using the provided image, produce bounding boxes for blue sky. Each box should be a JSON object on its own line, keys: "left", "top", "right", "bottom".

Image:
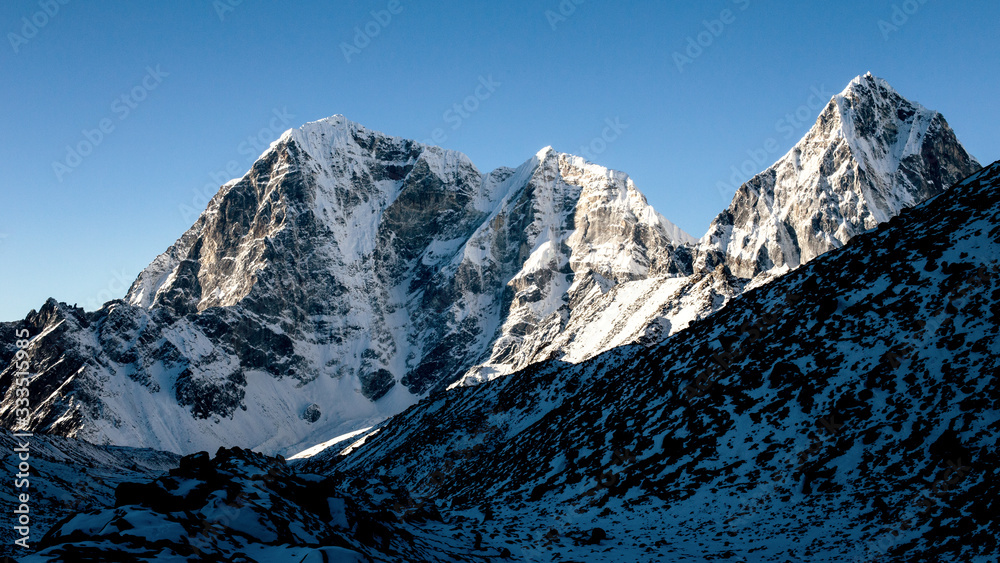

{"left": 1, "top": 0, "right": 998, "bottom": 321}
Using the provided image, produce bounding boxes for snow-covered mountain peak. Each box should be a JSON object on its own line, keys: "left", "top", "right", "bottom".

{"left": 525, "top": 147, "right": 695, "bottom": 245}
{"left": 535, "top": 145, "right": 556, "bottom": 159}
{"left": 833, "top": 74, "right": 943, "bottom": 187}
{"left": 287, "top": 114, "right": 478, "bottom": 179}
{"left": 842, "top": 71, "right": 898, "bottom": 96}
{"left": 283, "top": 113, "right": 385, "bottom": 144}
{"left": 699, "top": 74, "right": 980, "bottom": 279}
{"left": 9, "top": 111, "right": 707, "bottom": 454}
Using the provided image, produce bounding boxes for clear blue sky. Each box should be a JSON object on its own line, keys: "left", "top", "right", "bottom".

{"left": 1, "top": 0, "right": 998, "bottom": 321}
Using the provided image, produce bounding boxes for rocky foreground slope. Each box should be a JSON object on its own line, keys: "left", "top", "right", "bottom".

{"left": 0, "top": 74, "right": 980, "bottom": 457}
{"left": 20, "top": 160, "right": 1000, "bottom": 561}
{"left": 0, "top": 429, "right": 178, "bottom": 554}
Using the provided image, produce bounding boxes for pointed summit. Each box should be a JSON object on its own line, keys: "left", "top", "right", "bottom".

{"left": 842, "top": 71, "right": 893, "bottom": 94}
{"left": 699, "top": 74, "right": 980, "bottom": 279}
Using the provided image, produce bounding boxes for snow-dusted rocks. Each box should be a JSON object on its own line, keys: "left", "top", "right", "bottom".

{"left": 22, "top": 447, "right": 374, "bottom": 562}
{"left": 0, "top": 429, "right": 178, "bottom": 549}
{"left": 698, "top": 72, "right": 980, "bottom": 279}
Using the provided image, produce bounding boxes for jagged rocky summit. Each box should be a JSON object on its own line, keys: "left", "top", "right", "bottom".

{"left": 698, "top": 72, "right": 980, "bottom": 279}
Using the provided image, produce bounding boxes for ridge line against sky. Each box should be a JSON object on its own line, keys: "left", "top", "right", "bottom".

{"left": 1, "top": 0, "right": 998, "bottom": 321}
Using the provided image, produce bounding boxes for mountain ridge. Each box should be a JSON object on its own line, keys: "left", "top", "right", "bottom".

{"left": 0, "top": 74, "right": 982, "bottom": 456}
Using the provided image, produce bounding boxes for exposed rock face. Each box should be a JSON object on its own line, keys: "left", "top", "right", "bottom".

{"left": 458, "top": 74, "right": 981, "bottom": 386}
{"left": 302, "top": 403, "right": 321, "bottom": 423}
{"left": 0, "top": 118, "right": 692, "bottom": 455}
{"left": 298, "top": 160, "right": 1000, "bottom": 563}
{"left": 698, "top": 72, "right": 980, "bottom": 279}
{"left": 0, "top": 74, "right": 981, "bottom": 456}
{"left": 450, "top": 150, "right": 698, "bottom": 384}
